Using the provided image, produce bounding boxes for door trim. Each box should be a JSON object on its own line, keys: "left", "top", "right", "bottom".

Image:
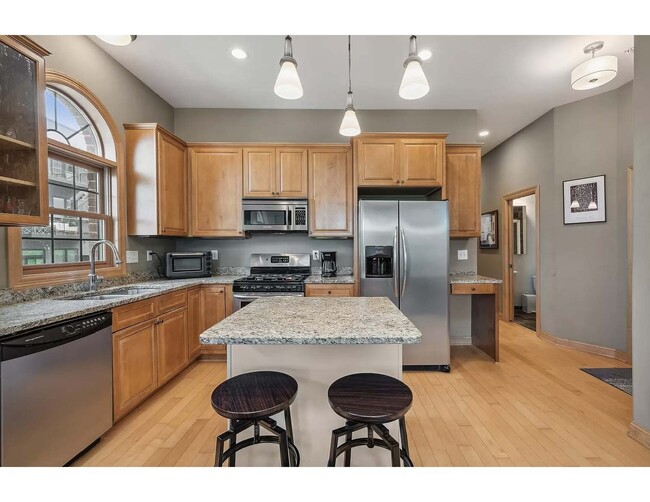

{"left": 626, "top": 166, "right": 633, "bottom": 364}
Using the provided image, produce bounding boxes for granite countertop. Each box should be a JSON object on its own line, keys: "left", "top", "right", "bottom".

{"left": 304, "top": 275, "right": 355, "bottom": 284}
{"left": 200, "top": 296, "right": 421, "bottom": 345}
{"left": 450, "top": 273, "right": 502, "bottom": 284}
{"left": 0, "top": 276, "right": 242, "bottom": 338}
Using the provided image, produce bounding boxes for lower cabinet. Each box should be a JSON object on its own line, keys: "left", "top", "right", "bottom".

{"left": 200, "top": 285, "right": 228, "bottom": 357}
{"left": 187, "top": 287, "right": 202, "bottom": 361}
{"left": 305, "top": 284, "right": 355, "bottom": 297}
{"left": 156, "top": 308, "right": 188, "bottom": 386}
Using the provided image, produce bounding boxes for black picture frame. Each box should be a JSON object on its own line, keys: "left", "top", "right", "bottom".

{"left": 480, "top": 210, "right": 499, "bottom": 249}
{"left": 562, "top": 174, "right": 607, "bottom": 225}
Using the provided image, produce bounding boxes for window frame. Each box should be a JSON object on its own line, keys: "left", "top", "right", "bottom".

{"left": 8, "top": 70, "right": 127, "bottom": 289}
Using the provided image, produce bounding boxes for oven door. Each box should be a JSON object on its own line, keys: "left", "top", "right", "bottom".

{"left": 232, "top": 292, "right": 304, "bottom": 312}
{"left": 242, "top": 203, "right": 290, "bottom": 231}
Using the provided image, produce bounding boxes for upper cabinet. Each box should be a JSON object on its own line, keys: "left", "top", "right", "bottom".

{"left": 308, "top": 147, "right": 353, "bottom": 237}
{"left": 444, "top": 144, "right": 482, "bottom": 238}
{"left": 125, "top": 124, "right": 188, "bottom": 236}
{"left": 243, "top": 146, "right": 307, "bottom": 198}
{"left": 0, "top": 36, "right": 49, "bottom": 226}
{"left": 354, "top": 134, "right": 447, "bottom": 187}
{"left": 189, "top": 146, "right": 243, "bottom": 237}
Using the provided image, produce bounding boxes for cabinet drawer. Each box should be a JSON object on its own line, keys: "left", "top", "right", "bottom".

{"left": 112, "top": 298, "right": 157, "bottom": 331}
{"left": 451, "top": 283, "right": 497, "bottom": 295}
{"left": 305, "top": 284, "right": 354, "bottom": 297}
{"left": 157, "top": 290, "right": 187, "bottom": 313}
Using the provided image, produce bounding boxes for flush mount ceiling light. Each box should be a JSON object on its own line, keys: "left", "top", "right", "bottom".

{"left": 97, "top": 35, "right": 137, "bottom": 46}
{"left": 399, "top": 35, "right": 430, "bottom": 100}
{"left": 339, "top": 36, "right": 361, "bottom": 137}
{"left": 571, "top": 41, "right": 618, "bottom": 91}
{"left": 478, "top": 130, "right": 490, "bottom": 137}
{"left": 231, "top": 48, "right": 248, "bottom": 60}
{"left": 274, "top": 35, "right": 303, "bottom": 100}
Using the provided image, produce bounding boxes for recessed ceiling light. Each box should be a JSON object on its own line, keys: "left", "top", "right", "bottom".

{"left": 97, "top": 35, "right": 137, "bottom": 46}
{"left": 231, "top": 48, "right": 248, "bottom": 60}
{"left": 418, "top": 49, "right": 432, "bottom": 61}
{"left": 478, "top": 130, "right": 490, "bottom": 137}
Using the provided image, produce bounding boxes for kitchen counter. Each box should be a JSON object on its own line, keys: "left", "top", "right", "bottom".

{"left": 0, "top": 276, "right": 242, "bottom": 338}
{"left": 450, "top": 272, "right": 502, "bottom": 284}
{"left": 304, "top": 274, "right": 355, "bottom": 284}
{"left": 200, "top": 296, "right": 420, "bottom": 345}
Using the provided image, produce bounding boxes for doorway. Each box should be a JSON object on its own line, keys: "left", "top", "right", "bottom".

{"left": 502, "top": 186, "right": 540, "bottom": 333}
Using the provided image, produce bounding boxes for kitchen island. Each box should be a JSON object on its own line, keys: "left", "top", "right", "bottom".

{"left": 200, "top": 296, "right": 421, "bottom": 467}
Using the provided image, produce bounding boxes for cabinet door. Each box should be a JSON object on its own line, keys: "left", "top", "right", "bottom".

{"left": 446, "top": 145, "right": 481, "bottom": 237}
{"left": 356, "top": 139, "right": 400, "bottom": 186}
{"left": 156, "top": 308, "right": 188, "bottom": 386}
{"left": 157, "top": 131, "right": 188, "bottom": 235}
{"left": 190, "top": 148, "right": 243, "bottom": 237}
{"left": 305, "top": 284, "right": 355, "bottom": 297}
{"left": 308, "top": 148, "right": 353, "bottom": 237}
{"left": 276, "top": 148, "right": 308, "bottom": 197}
{"left": 113, "top": 320, "right": 157, "bottom": 420}
{"left": 201, "top": 285, "right": 227, "bottom": 357}
{"left": 187, "top": 288, "right": 202, "bottom": 361}
{"left": 243, "top": 147, "right": 275, "bottom": 197}
{"left": 400, "top": 138, "right": 444, "bottom": 186}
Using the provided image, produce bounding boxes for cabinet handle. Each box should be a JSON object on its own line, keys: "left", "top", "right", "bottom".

{"left": 328, "top": 291, "right": 332, "bottom": 294}
{"left": 471, "top": 287, "right": 476, "bottom": 291}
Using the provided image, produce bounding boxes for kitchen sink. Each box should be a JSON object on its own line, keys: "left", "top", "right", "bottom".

{"left": 56, "top": 287, "right": 161, "bottom": 301}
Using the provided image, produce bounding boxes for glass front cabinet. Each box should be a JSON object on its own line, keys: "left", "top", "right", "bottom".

{"left": 0, "top": 35, "right": 49, "bottom": 226}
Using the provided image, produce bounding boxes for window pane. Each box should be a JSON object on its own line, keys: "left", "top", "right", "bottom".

{"left": 75, "top": 190, "right": 101, "bottom": 213}
{"left": 53, "top": 214, "right": 80, "bottom": 238}
{"left": 81, "top": 241, "right": 103, "bottom": 262}
{"left": 69, "top": 128, "right": 99, "bottom": 155}
{"left": 22, "top": 216, "right": 52, "bottom": 238}
{"left": 82, "top": 218, "right": 104, "bottom": 239}
{"left": 48, "top": 158, "right": 74, "bottom": 186}
{"left": 75, "top": 166, "right": 100, "bottom": 191}
{"left": 49, "top": 184, "right": 75, "bottom": 210}
{"left": 45, "top": 89, "right": 56, "bottom": 131}
{"left": 53, "top": 240, "right": 81, "bottom": 263}
{"left": 22, "top": 239, "right": 52, "bottom": 265}
{"left": 46, "top": 88, "right": 102, "bottom": 156}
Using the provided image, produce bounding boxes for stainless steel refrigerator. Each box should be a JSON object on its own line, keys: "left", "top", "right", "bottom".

{"left": 359, "top": 200, "right": 450, "bottom": 370}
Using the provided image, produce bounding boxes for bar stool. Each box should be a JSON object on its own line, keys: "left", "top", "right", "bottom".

{"left": 211, "top": 371, "right": 300, "bottom": 467}
{"left": 327, "top": 373, "right": 413, "bottom": 467}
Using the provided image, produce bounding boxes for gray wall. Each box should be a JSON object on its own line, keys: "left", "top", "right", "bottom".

{"left": 632, "top": 36, "right": 650, "bottom": 433}
{"left": 512, "top": 195, "right": 536, "bottom": 307}
{"left": 0, "top": 35, "right": 175, "bottom": 288}
{"left": 479, "top": 82, "right": 633, "bottom": 352}
{"left": 174, "top": 108, "right": 477, "bottom": 144}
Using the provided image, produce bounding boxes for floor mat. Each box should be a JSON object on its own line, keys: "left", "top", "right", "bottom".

{"left": 581, "top": 367, "right": 632, "bottom": 395}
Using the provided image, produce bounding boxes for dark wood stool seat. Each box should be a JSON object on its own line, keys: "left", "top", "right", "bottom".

{"left": 327, "top": 373, "right": 413, "bottom": 467}
{"left": 211, "top": 371, "right": 300, "bottom": 467}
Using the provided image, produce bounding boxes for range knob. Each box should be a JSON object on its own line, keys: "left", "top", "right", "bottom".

{"left": 63, "top": 325, "right": 79, "bottom": 335}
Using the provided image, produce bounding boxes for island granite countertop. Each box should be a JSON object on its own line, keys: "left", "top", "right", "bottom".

{"left": 200, "top": 296, "right": 421, "bottom": 345}
{"left": 304, "top": 274, "right": 354, "bottom": 284}
{"left": 0, "top": 276, "right": 242, "bottom": 338}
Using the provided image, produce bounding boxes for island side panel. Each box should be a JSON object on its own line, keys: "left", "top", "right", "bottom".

{"left": 227, "top": 343, "right": 403, "bottom": 467}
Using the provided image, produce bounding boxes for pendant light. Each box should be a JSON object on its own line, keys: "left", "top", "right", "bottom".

{"left": 399, "top": 35, "right": 430, "bottom": 100}
{"left": 339, "top": 36, "right": 361, "bottom": 137}
{"left": 274, "top": 36, "right": 303, "bottom": 100}
{"left": 571, "top": 41, "right": 618, "bottom": 91}
{"left": 97, "top": 35, "right": 137, "bottom": 46}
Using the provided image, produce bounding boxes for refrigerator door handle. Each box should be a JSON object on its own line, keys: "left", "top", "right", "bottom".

{"left": 400, "top": 227, "right": 408, "bottom": 296}
{"left": 393, "top": 226, "right": 399, "bottom": 298}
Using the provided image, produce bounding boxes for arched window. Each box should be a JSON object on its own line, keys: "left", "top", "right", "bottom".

{"left": 9, "top": 71, "right": 126, "bottom": 288}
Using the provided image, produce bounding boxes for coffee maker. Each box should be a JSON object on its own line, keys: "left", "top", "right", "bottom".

{"left": 320, "top": 251, "right": 337, "bottom": 277}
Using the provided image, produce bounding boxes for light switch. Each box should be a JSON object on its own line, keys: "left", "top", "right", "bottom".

{"left": 457, "top": 249, "right": 469, "bottom": 261}
{"left": 312, "top": 250, "right": 320, "bottom": 261}
{"left": 126, "top": 251, "right": 139, "bottom": 264}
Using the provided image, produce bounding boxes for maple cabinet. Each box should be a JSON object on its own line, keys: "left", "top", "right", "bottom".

{"left": 156, "top": 308, "right": 188, "bottom": 386}
{"left": 189, "top": 147, "right": 243, "bottom": 237}
{"left": 243, "top": 146, "right": 308, "bottom": 198}
{"left": 308, "top": 147, "right": 353, "bottom": 237}
{"left": 305, "top": 284, "right": 355, "bottom": 297}
{"left": 187, "top": 287, "right": 202, "bottom": 361}
{"left": 444, "top": 145, "right": 481, "bottom": 238}
{"left": 125, "top": 124, "right": 188, "bottom": 236}
{"left": 354, "top": 134, "right": 446, "bottom": 187}
{"left": 200, "top": 285, "right": 228, "bottom": 357}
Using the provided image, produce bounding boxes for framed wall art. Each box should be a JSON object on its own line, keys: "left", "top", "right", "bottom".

{"left": 563, "top": 175, "right": 606, "bottom": 224}
{"left": 480, "top": 210, "right": 499, "bottom": 249}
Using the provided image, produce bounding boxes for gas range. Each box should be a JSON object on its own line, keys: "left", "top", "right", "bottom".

{"left": 233, "top": 253, "right": 311, "bottom": 295}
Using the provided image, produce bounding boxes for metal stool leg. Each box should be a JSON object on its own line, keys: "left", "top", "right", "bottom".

{"left": 344, "top": 428, "right": 352, "bottom": 467}
{"left": 215, "top": 434, "right": 226, "bottom": 467}
{"left": 399, "top": 417, "right": 410, "bottom": 460}
{"left": 228, "top": 431, "right": 237, "bottom": 467}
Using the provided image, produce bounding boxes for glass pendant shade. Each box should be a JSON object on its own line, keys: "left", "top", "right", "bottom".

{"left": 340, "top": 108, "right": 361, "bottom": 137}
{"left": 570, "top": 200, "right": 580, "bottom": 209}
{"left": 399, "top": 60, "right": 430, "bottom": 100}
{"left": 274, "top": 61, "right": 303, "bottom": 100}
{"left": 571, "top": 55, "right": 618, "bottom": 90}
{"left": 97, "top": 35, "right": 137, "bottom": 46}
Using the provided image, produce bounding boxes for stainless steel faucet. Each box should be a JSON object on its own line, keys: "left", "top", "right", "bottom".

{"left": 88, "top": 240, "right": 123, "bottom": 293}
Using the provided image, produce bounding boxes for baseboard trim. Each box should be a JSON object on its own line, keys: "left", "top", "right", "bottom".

{"left": 450, "top": 336, "right": 472, "bottom": 346}
{"left": 538, "top": 330, "right": 625, "bottom": 361}
{"left": 628, "top": 422, "right": 650, "bottom": 449}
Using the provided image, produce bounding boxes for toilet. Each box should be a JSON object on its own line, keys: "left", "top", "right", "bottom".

{"left": 522, "top": 275, "right": 536, "bottom": 313}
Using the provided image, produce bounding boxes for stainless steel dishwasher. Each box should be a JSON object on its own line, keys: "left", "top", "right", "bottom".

{"left": 0, "top": 312, "right": 113, "bottom": 466}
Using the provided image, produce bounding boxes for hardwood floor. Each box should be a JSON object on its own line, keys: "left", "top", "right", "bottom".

{"left": 74, "top": 321, "right": 650, "bottom": 467}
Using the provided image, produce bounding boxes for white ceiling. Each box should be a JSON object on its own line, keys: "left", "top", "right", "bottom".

{"left": 91, "top": 35, "right": 634, "bottom": 153}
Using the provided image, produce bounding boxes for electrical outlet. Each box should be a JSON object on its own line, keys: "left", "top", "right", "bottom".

{"left": 457, "top": 249, "right": 469, "bottom": 261}
{"left": 146, "top": 250, "right": 154, "bottom": 262}
{"left": 311, "top": 250, "right": 320, "bottom": 261}
{"left": 211, "top": 250, "right": 219, "bottom": 260}
{"left": 126, "top": 251, "right": 139, "bottom": 264}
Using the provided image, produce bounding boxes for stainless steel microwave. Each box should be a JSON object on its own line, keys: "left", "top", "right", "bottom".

{"left": 165, "top": 252, "right": 212, "bottom": 279}
{"left": 242, "top": 199, "right": 308, "bottom": 232}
